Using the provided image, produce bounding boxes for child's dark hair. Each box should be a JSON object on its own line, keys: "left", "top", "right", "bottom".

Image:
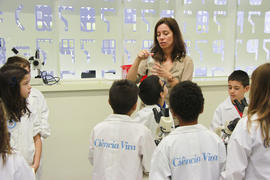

{"left": 0, "top": 98, "right": 12, "bottom": 165}
{"left": 228, "top": 70, "right": 249, "bottom": 87}
{"left": 139, "top": 75, "right": 163, "bottom": 105}
{"left": 109, "top": 79, "right": 139, "bottom": 114}
{"left": 6, "top": 56, "right": 31, "bottom": 70}
{"left": 169, "top": 81, "right": 204, "bottom": 122}
{"left": 0, "top": 65, "right": 30, "bottom": 121}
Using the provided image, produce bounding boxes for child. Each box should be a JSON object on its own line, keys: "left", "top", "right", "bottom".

{"left": 5, "top": 56, "right": 50, "bottom": 139}
{"left": 223, "top": 63, "right": 270, "bottom": 179}
{"left": 133, "top": 75, "right": 174, "bottom": 142}
{"left": 0, "top": 65, "right": 41, "bottom": 173}
{"left": 5, "top": 56, "right": 50, "bottom": 179}
{"left": 210, "top": 70, "right": 250, "bottom": 133}
{"left": 88, "top": 79, "right": 156, "bottom": 180}
{"left": 0, "top": 98, "right": 35, "bottom": 180}
{"left": 149, "top": 81, "right": 226, "bottom": 180}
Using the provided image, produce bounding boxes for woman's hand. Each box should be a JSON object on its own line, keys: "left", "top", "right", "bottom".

{"left": 137, "top": 50, "right": 152, "bottom": 62}
{"left": 127, "top": 50, "right": 153, "bottom": 81}
{"left": 152, "top": 62, "right": 171, "bottom": 79}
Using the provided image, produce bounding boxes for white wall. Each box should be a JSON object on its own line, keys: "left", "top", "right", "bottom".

{"left": 38, "top": 80, "right": 228, "bottom": 180}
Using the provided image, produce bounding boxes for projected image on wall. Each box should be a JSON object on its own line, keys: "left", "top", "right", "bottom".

{"left": 0, "top": 0, "right": 269, "bottom": 79}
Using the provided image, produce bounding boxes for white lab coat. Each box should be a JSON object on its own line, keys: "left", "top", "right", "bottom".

{"left": 222, "top": 115, "right": 270, "bottom": 180}
{"left": 28, "top": 87, "right": 50, "bottom": 139}
{"left": 149, "top": 124, "right": 226, "bottom": 180}
{"left": 8, "top": 112, "right": 40, "bottom": 165}
{"left": 0, "top": 152, "right": 35, "bottom": 180}
{"left": 210, "top": 96, "right": 241, "bottom": 132}
{"left": 88, "top": 114, "right": 156, "bottom": 180}
{"left": 133, "top": 104, "right": 174, "bottom": 138}
{"left": 27, "top": 87, "right": 50, "bottom": 179}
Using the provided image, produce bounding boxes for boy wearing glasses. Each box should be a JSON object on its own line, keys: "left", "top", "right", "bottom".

{"left": 134, "top": 75, "right": 174, "bottom": 141}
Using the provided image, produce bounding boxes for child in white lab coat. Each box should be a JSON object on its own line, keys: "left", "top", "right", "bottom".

{"left": 134, "top": 75, "right": 174, "bottom": 141}
{"left": 0, "top": 96, "right": 35, "bottom": 179}
{"left": 5, "top": 56, "right": 51, "bottom": 179}
{"left": 88, "top": 79, "right": 156, "bottom": 180}
{"left": 223, "top": 63, "right": 270, "bottom": 179}
{"left": 5, "top": 56, "right": 50, "bottom": 139}
{"left": 149, "top": 81, "right": 226, "bottom": 180}
{"left": 0, "top": 65, "right": 41, "bottom": 174}
{"left": 210, "top": 70, "right": 250, "bottom": 134}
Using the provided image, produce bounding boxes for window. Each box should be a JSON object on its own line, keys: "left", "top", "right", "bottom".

{"left": 0, "top": 0, "right": 269, "bottom": 79}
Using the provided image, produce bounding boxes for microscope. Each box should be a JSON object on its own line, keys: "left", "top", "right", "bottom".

{"left": 11, "top": 48, "right": 59, "bottom": 85}
{"left": 216, "top": 97, "right": 248, "bottom": 148}
{"left": 153, "top": 107, "right": 173, "bottom": 145}
{"left": 233, "top": 98, "right": 248, "bottom": 115}
{"left": 220, "top": 117, "right": 240, "bottom": 147}
{"left": 29, "top": 49, "right": 44, "bottom": 78}
{"left": 11, "top": 48, "right": 44, "bottom": 78}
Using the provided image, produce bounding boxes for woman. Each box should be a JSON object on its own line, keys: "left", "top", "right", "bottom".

{"left": 127, "top": 17, "right": 194, "bottom": 126}
{"left": 127, "top": 17, "right": 193, "bottom": 100}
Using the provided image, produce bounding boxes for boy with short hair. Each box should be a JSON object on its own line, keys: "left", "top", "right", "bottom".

{"left": 88, "top": 79, "right": 156, "bottom": 180}
{"left": 149, "top": 81, "right": 226, "bottom": 180}
{"left": 134, "top": 75, "right": 174, "bottom": 139}
{"left": 210, "top": 70, "right": 249, "bottom": 133}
